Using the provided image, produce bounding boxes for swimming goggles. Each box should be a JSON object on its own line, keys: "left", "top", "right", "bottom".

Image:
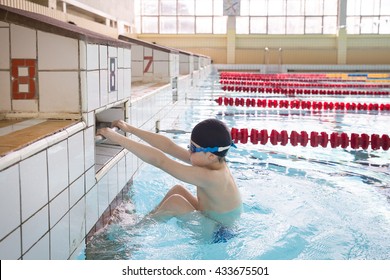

{"left": 188, "top": 142, "right": 237, "bottom": 153}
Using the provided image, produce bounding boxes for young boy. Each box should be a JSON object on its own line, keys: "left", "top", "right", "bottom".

{"left": 97, "top": 118, "right": 242, "bottom": 227}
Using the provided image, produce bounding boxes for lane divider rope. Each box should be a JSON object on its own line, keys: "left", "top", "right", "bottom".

{"left": 231, "top": 128, "right": 390, "bottom": 151}
{"left": 216, "top": 96, "right": 390, "bottom": 112}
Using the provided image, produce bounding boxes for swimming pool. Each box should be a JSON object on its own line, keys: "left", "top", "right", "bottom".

{"left": 86, "top": 71, "right": 390, "bottom": 260}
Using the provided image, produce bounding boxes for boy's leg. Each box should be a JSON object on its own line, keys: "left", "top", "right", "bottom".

{"left": 152, "top": 194, "right": 196, "bottom": 218}
{"left": 154, "top": 185, "right": 198, "bottom": 211}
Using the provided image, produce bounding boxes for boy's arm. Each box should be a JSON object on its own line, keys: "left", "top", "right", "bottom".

{"left": 111, "top": 120, "right": 190, "bottom": 164}
{"left": 97, "top": 128, "right": 214, "bottom": 187}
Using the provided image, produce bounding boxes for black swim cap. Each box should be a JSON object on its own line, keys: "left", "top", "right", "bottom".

{"left": 191, "top": 118, "right": 232, "bottom": 157}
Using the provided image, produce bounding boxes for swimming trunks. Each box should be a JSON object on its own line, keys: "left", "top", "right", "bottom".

{"left": 203, "top": 204, "right": 243, "bottom": 243}
{"left": 212, "top": 226, "right": 237, "bottom": 243}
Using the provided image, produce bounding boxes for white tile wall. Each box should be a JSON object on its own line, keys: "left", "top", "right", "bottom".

{"left": 22, "top": 206, "right": 49, "bottom": 254}
{"left": 144, "top": 47, "right": 152, "bottom": 57}
{"left": 23, "top": 233, "right": 49, "bottom": 260}
{"left": 69, "top": 175, "right": 84, "bottom": 208}
{"left": 108, "top": 165, "right": 118, "bottom": 203}
{"left": 47, "top": 140, "right": 69, "bottom": 200}
{"left": 37, "top": 31, "right": 78, "bottom": 70}
{"left": 132, "top": 45, "right": 143, "bottom": 60}
{"left": 68, "top": 131, "right": 85, "bottom": 184}
{"left": 50, "top": 213, "right": 70, "bottom": 260}
{"left": 100, "top": 69, "right": 109, "bottom": 106}
{"left": 154, "top": 50, "right": 169, "bottom": 61}
{"left": 125, "top": 152, "right": 136, "bottom": 183}
{"left": 86, "top": 70, "right": 100, "bottom": 111}
{"left": 0, "top": 228, "right": 21, "bottom": 259}
{"left": 39, "top": 71, "right": 80, "bottom": 113}
{"left": 117, "top": 68, "right": 124, "bottom": 100}
{"left": 49, "top": 188, "right": 68, "bottom": 227}
{"left": 12, "top": 99, "right": 38, "bottom": 112}
{"left": 124, "top": 48, "right": 131, "bottom": 68}
{"left": 85, "top": 185, "right": 98, "bottom": 233}
{"left": 0, "top": 21, "right": 212, "bottom": 260}
{"left": 132, "top": 61, "right": 143, "bottom": 77}
{"left": 79, "top": 40, "right": 87, "bottom": 70}
{"left": 97, "top": 174, "right": 109, "bottom": 217}
{"left": 10, "top": 24, "right": 36, "bottom": 59}
{"left": 20, "top": 151, "right": 48, "bottom": 222}
{"left": 69, "top": 197, "right": 85, "bottom": 254}
{"left": 85, "top": 167, "right": 96, "bottom": 193}
{"left": 87, "top": 44, "right": 99, "bottom": 70}
{"left": 0, "top": 71, "right": 11, "bottom": 111}
{"left": 117, "top": 156, "right": 127, "bottom": 190}
{"left": 124, "top": 68, "right": 131, "bottom": 98}
{"left": 84, "top": 126, "right": 95, "bottom": 170}
{"left": 109, "top": 46, "right": 118, "bottom": 59}
{"left": 0, "top": 164, "right": 20, "bottom": 240}
{"left": 0, "top": 28, "right": 9, "bottom": 69}
{"left": 99, "top": 45, "right": 108, "bottom": 69}
{"left": 154, "top": 61, "right": 170, "bottom": 78}
{"left": 118, "top": 47, "right": 124, "bottom": 68}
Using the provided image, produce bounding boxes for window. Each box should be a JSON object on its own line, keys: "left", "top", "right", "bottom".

{"left": 347, "top": 0, "right": 390, "bottom": 34}
{"left": 136, "top": 0, "right": 226, "bottom": 34}
{"left": 236, "top": 0, "right": 338, "bottom": 34}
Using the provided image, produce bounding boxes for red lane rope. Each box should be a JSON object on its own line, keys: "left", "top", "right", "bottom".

{"left": 219, "top": 72, "right": 390, "bottom": 85}
{"left": 220, "top": 85, "right": 390, "bottom": 95}
{"left": 231, "top": 128, "right": 390, "bottom": 151}
{"left": 219, "top": 79, "right": 390, "bottom": 89}
{"left": 216, "top": 97, "right": 390, "bottom": 112}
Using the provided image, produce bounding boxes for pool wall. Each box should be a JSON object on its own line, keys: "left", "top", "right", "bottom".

{"left": 0, "top": 5, "right": 211, "bottom": 260}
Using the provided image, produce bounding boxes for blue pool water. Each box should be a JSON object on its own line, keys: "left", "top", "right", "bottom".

{"left": 86, "top": 72, "right": 390, "bottom": 260}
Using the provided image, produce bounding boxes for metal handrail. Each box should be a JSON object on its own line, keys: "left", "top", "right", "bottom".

{"left": 95, "top": 126, "right": 120, "bottom": 144}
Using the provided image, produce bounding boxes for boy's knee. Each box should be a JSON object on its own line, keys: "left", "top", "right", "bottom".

{"left": 171, "top": 184, "right": 186, "bottom": 192}
{"left": 166, "top": 194, "right": 185, "bottom": 203}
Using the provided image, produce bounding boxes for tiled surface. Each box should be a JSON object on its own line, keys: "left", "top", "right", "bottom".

{"left": 23, "top": 232, "right": 50, "bottom": 260}
{"left": 10, "top": 24, "right": 36, "bottom": 59}
{"left": 0, "top": 164, "right": 20, "bottom": 240}
{"left": 50, "top": 213, "right": 70, "bottom": 260}
{"left": 0, "top": 71, "right": 11, "bottom": 111}
{"left": 47, "top": 140, "right": 69, "bottom": 200}
{"left": 20, "top": 151, "right": 48, "bottom": 222}
{"left": 68, "top": 131, "right": 85, "bottom": 184}
{"left": 97, "top": 174, "right": 109, "bottom": 217}
{"left": 87, "top": 44, "right": 99, "bottom": 70}
{"left": 49, "top": 188, "right": 69, "bottom": 227}
{"left": 84, "top": 126, "right": 95, "bottom": 171}
{"left": 69, "top": 175, "right": 84, "bottom": 209}
{"left": 22, "top": 205, "right": 49, "bottom": 254}
{"left": 69, "top": 196, "right": 86, "bottom": 254}
{"left": 85, "top": 184, "right": 98, "bottom": 232}
{"left": 0, "top": 13, "right": 211, "bottom": 260}
{"left": 0, "top": 228, "right": 21, "bottom": 259}
{"left": 39, "top": 71, "right": 80, "bottom": 113}
{"left": 0, "top": 120, "right": 76, "bottom": 157}
{"left": 0, "top": 28, "right": 10, "bottom": 69}
{"left": 86, "top": 70, "right": 100, "bottom": 111}
{"left": 37, "top": 31, "right": 78, "bottom": 70}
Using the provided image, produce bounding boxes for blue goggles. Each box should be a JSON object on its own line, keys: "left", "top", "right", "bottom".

{"left": 188, "top": 142, "right": 237, "bottom": 153}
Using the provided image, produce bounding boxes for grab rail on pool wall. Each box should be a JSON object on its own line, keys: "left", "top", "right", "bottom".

{"left": 95, "top": 126, "right": 120, "bottom": 144}
{"left": 216, "top": 97, "right": 390, "bottom": 112}
{"left": 231, "top": 128, "right": 390, "bottom": 151}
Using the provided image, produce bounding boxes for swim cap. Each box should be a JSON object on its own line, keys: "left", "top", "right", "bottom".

{"left": 191, "top": 118, "right": 232, "bottom": 157}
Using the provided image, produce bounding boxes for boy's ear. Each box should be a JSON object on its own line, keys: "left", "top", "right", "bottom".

{"left": 207, "top": 153, "right": 218, "bottom": 161}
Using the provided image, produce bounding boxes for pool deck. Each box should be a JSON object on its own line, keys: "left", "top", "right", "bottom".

{"left": 0, "top": 119, "right": 77, "bottom": 157}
